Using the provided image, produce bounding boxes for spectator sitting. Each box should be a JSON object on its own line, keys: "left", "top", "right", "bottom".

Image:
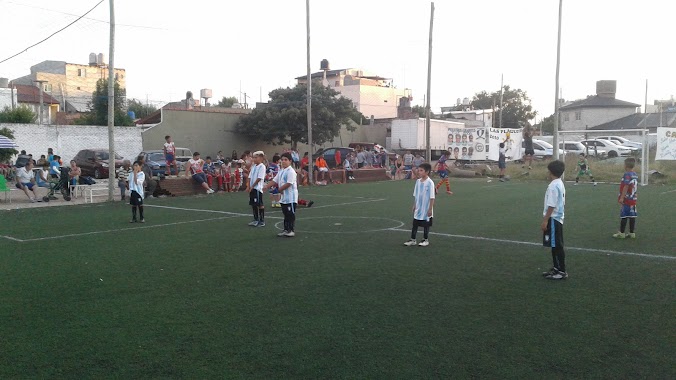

{"left": 203, "top": 156, "right": 222, "bottom": 190}
{"left": 315, "top": 155, "right": 330, "bottom": 184}
{"left": 36, "top": 163, "right": 51, "bottom": 188}
{"left": 15, "top": 150, "right": 30, "bottom": 168}
{"left": 15, "top": 161, "right": 40, "bottom": 202}
{"left": 117, "top": 160, "right": 131, "bottom": 200}
{"left": 186, "top": 152, "right": 215, "bottom": 194}
{"left": 49, "top": 155, "right": 61, "bottom": 179}
{"left": 68, "top": 160, "right": 81, "bottom": 186}
{"left": 343, "top": 154, "right": 355, "bottom": 180}
{"left": 356, "top": 149, "right": 366, "bottom": 168}
{"left": 36, "top": 155, "right": 48, "bottom": 166}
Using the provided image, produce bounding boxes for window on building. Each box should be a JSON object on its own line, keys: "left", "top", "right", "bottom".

{"left": 43, "top": 84, "right": 52, "bottom": 92}
{"left": 77, "top": 87, "right": 81, "bottom": 90}
{"left": 575, "top": 111, "right": 582, "bottom": 120}
{"left": 564, "top": 113, "right": 569, "bottom": 121}
{"left": 78, "top": 68, "right": 86, "bottom": 77}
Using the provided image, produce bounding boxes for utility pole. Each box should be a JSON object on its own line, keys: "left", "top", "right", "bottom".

{"left": 306, "top": 0, "right": 313, "bottom": 185}
{"left": 499, "top": 74, "right": 503, "bottom": 128}
{"left": 34, "top": 80, "right": 47, "bottom": 124}
{"left": 553, "top": 0, "right": 563, "bottom": 160}
{"left": 425, "top": 2, "right": 434, "bottom": 162}
{"left": 107, "top": 0, "right": 116, "bottom": 201}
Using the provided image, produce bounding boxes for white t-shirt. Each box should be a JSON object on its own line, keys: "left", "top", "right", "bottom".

{"left": 413, "top": 177, "right": 435, "bottom": 221}
{"left": 16, "top": 167, "right": 34, "bottom": 183}
{"left": 403, "top": 153, "right": 414, "bottom": 166}
{"left": 249, "top": 162, "right": 266, "bottom": 191}
{"left": 543, "top": 178, "right": 566, "bottom": 223}
{"left": 273, "top": 166, "right": 298, "bottom": 204}
{"left": 128, "top": 171, "right": 146, "bottom": 199}
{"left": 164, "top": 142, "right": 175, "bottom": 154}
{"left": 188, "top": 159, "right": 203, "bottom": 175}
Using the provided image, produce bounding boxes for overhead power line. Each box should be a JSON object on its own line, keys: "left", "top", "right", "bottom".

{"left": 0, "top": 0, "right": 105, "bottom": 65}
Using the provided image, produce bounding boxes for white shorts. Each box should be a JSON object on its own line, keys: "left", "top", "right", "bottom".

{"left": 318, "top": 167, "right": 328, "bottom": 172}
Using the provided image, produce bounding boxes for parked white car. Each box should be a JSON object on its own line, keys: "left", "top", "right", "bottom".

{"left": 522, "top": 139, "right": 554, "bottom": 159}
{"left": 559, "top": 141, "right": 606, "bottom": 157}
{"left": 580, "top": 139, "right": 634, "bottom": 158}
{"left": 596, "top": 135, "right": 643, "bottom": 150}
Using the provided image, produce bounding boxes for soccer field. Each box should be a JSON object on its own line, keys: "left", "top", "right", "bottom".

{"left": 1, "top": 179, "right": 674, "bottom": 378}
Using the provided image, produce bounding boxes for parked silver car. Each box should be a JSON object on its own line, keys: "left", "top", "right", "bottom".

{"left": 559, "top": 141, "right": 606, "bottom": 157}
{"left": 596, "top": 135, "right": 643, "bottom": 150}
{"left": 580, "top": 139, "right": 633, "bottom": 158}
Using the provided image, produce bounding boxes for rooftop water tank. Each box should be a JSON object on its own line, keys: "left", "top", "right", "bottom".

{"left": 97, "top": 53, "right": 106, "bottom": 66}
{"left": 320, "top": 59, "right": 330, "bottom": 71}
{"left": 89, "top": 53, "right": 97, "bottom": 66}
{"left": 0, "top": 78, "right": 8, "bottom": 88}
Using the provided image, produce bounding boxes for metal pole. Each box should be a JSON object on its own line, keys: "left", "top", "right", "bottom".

{"left": 499, "top": 74, "right": 503, "bottom": 128}
{"left": 306, "top": 0, "right": 313, "bottom": 185}
{"left": 107, "top": 0, "right": 116, "bottom": 201}
{"left": 425, "top": 2, "right": 434, "bottom": 162}
{"left": 553, "top": 0, "right": 563, "bottom": 160}
{"left": 34, "top": 80, "right": 47, "bottom": 124}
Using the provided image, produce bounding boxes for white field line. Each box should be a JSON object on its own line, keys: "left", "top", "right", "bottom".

{"left": 302, "top": 194, "right": 376, "bottom": 199}
{"left": 0, "top": 235, "right": 23, "bottom": 242}
{"left": 660, "top": 188, "right": 676, "bottom": 195}
{"left": 389, "top": 228, "right": 676, "bottom": 261}
{"left": 308, "top": 198, "right": 385, "bottom": 210}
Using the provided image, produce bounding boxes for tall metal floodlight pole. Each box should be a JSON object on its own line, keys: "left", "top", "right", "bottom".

{"left": 499, "top": 74, "right": 503, "bottom": 128}
{"left": 553, "top": 0, "right": 563, "bottom": 159}
{"left": 425, "top": 2, "right": 434, "bottom": 162}
{"left": 306, "top": 0, "right": 313, "bottom": 185}
{"left": 107, "top": 0, "right": 116, "bottom": 201}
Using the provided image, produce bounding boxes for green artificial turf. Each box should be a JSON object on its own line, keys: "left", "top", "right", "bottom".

{"left": 1, "top": 179, "right": 674, "bottom": 378}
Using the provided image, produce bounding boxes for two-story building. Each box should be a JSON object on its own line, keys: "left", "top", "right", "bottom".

{"left": 559, "top": 80, "right": 639, "bottom": 131}
{"left": 11, "top": 55, "right": 126, "bottom": 113}
{"left": 296, "top": 65, "right": 411, "bottom": 119}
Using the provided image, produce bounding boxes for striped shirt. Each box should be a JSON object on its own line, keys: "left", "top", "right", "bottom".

{"left": 543, "top": 178, "right": 565, "bottom": 223}
{"left": 413, "top": 177, "right": 435, "bottom": 221}
{"left": 249, "top": 163, "right": 266, "bottom": 191}
{"left": 274, "top": 166, "right": 298, "bottom": 204}
{"left": 127, "top": 171, "right": 145, "bottom": 199}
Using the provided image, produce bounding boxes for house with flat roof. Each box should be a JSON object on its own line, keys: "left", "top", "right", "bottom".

{"left": 559, "top": 80, "right": 639, "bottom": 131}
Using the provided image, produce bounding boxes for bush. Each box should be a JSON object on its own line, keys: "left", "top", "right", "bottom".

{"left": 0, "top": 106, "right": 36, "bottom": 123}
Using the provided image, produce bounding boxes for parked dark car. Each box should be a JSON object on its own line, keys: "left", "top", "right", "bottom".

{"left": 313, "top": 147, "right": 355, "bottom": 168}
{"left": 72, "top": 149, "right": 123, "bottom": 179}
{"left": 137, "top": 149, "right": 191, "bottom": 178}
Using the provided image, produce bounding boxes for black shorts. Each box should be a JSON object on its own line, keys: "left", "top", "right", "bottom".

{"left": 249, "top": 189, "right": 264, "bottom": 207}
{"left": 413, "top": 217, "right": 433, "bottom": 228}
{"left": 130, "top": 190, "right": 143, "bottom": 206}
{"left": 525, "top": 148, "right": 535, "bottom": 156}
{"left": 543, "top": 218, "right": 564, "bottom": 248}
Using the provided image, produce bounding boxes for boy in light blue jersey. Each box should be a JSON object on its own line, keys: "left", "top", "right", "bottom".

{"left": 404, "top": 163, "right": 435, "bottom": 247}
{"left": 541, "top": 160, "right": 567, "bottom": 280}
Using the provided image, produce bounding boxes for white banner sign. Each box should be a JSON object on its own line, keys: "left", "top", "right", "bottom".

{"left": 656, "top": 127, "right": 676, "bottom": 160}
{"left": 488, "top": 128, "right": 523, "bottom": 161}
{"left": 446, "top": 127, "right": 488, "bottom": 160}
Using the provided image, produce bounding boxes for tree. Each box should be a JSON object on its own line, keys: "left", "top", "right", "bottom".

{"left": 235, "top": 82, "right": 365, "bottom": 147}
{"left": 0, "top": 106, "right": 36, "bottom": 123}
{"left": 470, "top": 85, "right": 536, "bottom": 128}
{"left": 216, "top": 96, "right": 238, "bottom": 108}
{"left": 0, "top": 127, "right": 19, "bottom": 163}
{"left": 534, "top": 113, "right": 556, "bottom": 135}
{"left": 127, "top": 99, "right": 157, "bottom": 119}
{"left": 412, "top": 105, "right": 426, "bottom": 118}
{"left": 75, "top": 78, "right": 134, "bottom": 126}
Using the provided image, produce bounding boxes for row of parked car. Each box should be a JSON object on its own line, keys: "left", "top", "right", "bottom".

{"left": 71, "top": 147, "right": 193, "bottom": 179}
{"left": 525, "top": 135, "right": 642, "bottom": 160}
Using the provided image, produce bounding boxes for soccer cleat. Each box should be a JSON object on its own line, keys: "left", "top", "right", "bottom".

{"left": 403, "top": 239, "right": 417, "bottom": 246}
{"left": 593, "top": 182, "right": 597, "bottom": 186}
{"left": 528, "top": 166, "right": 532, "bottom": 170}
{"left": 277, "top": 230, "right": 288, "bottom": 237}
{"left": 626, "top": 232, "right": 636, "bottom": 239}
{"left": 574, "top": 183, "right": 578, "bottom": 186}
{"left": 248, "top": 220, "right": 259, "bottom": 226}
{"left": 542, "top": 267, "right": 557, "bottom": 277}
{"left": 307, "top": 201, "right": 314, "bottom": 208}
{"left": 418, "top": 239, "right": 430, "bottom": 247}
{"left": 206, "top": 189, "right": 215, "bottom": 194}
{"left": 283, "top": 231, "right": 295, "bottom": 237}
{"left": 256, "top": 221, "right": 266, "bottom": 227}
{"left": 499, "top": 178, "right": 505, "bottom": 182}
{"left": 139, "top": 219, "right": 145, "bottom": 223}
{"left": 546, "top": 270, "right": 568, "bottom": 280}
{"left": 130, "top": 219, "right": 137, "bottom": 223}
{"left": 612, "top": 232, "right": 626, "bottom": 239}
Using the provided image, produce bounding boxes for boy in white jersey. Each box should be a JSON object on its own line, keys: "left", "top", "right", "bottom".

{"left": 185, "top": 152, "right": 215, "bottom": 194}
{"left": 128, "top": 161, "right": 146, "bottom": 223}
{"left": 163, "top": 135, "right": 179, "bottom": 177}
{"left": 541, "top": 160, "right": 567, "bottom": 280}
{"left": 404, "top": 163, "right": 435, "bottom": 247}
{"left": 246, "top": 151, "right": 267, "bottom": 227}
{"left": 264, "top": 152, "right": 298, "bottom": 237}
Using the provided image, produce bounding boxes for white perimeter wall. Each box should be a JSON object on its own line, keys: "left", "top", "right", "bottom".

{"left": 1, "top": 123, "right": 142, "bottom": 163}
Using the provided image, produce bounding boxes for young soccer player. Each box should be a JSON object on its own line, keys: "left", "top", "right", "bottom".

{"left": 575, "top": 153, "right": 596, "bottom": 186}
{"left": 613, "top": 157, "right": 638, "bottom": 239}
{"left": 233, "top": 161, "right": 244, "bottom": 191}
{"left": 221, "top": 158, "right": 232, "bottom": 192}
{"left": 163, "top": 135, "right": 178, "bottom": 177}
{"left": 264, "top": 152, "right": 298, "bottom": 237}
{"left": 185, "top": 152, "right": 215, "bottom": 194}
{"left": 498, "top": 142, "right": 507, "bottom": 182}
{"left": 246, "top": 151, "right": 267, "bottom": 227}
{"left": 435, "top": 155, "right": 453, "bottom": 195}
{"left": 541, "top": 160, "right": 567, "bottom": 280}
{"left": 404, "top": 163, "right": 435, "bottom": 247}
{"left": 128, "top": 160, "right": 146, "bottom": 223}
{"left": 266, "top": 155, "right": 281, "bottom": 207}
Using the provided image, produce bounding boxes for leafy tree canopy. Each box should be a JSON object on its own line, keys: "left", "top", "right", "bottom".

{"left": 127, "top": 99, "right": 158, "bottom": 119}
{"left": 216, "top": 96, "right": 238, "bottom": 108}
{"left": 471, "top": 85, "right": 536, "bottom": 128}
{"left": 75, "top": 79, "right": 134, "bottom": 126}
{"left": 235, "top": 82, "right": 365, "bottom": 147}
{"left": 0, "top": 106, "right": 36, "bottom": 124}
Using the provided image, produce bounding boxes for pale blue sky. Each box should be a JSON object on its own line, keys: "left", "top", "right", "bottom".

{"left": 1, "top": 0, "right": 673, "bottom": 119}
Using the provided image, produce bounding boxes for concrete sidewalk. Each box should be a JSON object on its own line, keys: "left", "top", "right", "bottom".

{"left": 0, "top": 179, "right": 123, "bottom": 210}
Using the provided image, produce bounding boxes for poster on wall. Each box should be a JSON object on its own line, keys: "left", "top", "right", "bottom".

{"left": 446, "top": 127, "right": 489, "bottom": 160}
{"left": 488, "top": 128, "right": 523, "bottom": 161}
{"left": 656, "top": 127, "right": 676, "bottom": 160}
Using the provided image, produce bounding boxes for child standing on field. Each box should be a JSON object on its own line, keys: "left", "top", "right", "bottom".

{"left": 264, "top": 152, "right": 298, "bottom": 237}
{"left": 613, "top": 157, "right": 638, "bottom": 239}
{"left": 541, "top": 160, "right": 567, "bottom": 280}
{"left": 498, "top": 142, "right": 507, "bottom": 182}
{"left": 434, "top": 155, "right": 453, "bottom": 195}
{"left": 404, "top": 163, "right": 435, "bottom": 247}
{"left": 128, "top": 161, "right": 146, "bottom": 223}
{"left": 246, "top": 151, "right": 267, "bottom": 227}
{"left": 575, "top": 153, "right": 596, "bottom": 185}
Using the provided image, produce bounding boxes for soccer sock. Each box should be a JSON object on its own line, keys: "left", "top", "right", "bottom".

{"left": 289, "top": 210, "right": 296, "bottom": 231}
{"left": 629, "top": 218, "right": 636, "bottom": 233}
{"left": 435, "top": 181, "right": 441, "bottom": 190}
{"left": 410, "top": 225, "right": 418, "bottom": 240}
{"left": 259, "top": 208, "right": 264, "bottom": 222}
{"left": 590, "top": 176, "right": 595, "bottom": 182}
{"left": 445, "top": 180, "right": 451, "bottom": 192}
{"left": 423, "top": 226, "right": 430, "bottom": 239}
{"left": 298, "top": 199, "right": 307, "bottom": 206}
{"left": 139, "top": 206, "right": 144, "bottom": 220}
{"left": 620, "top": 218, "right": 627, "bottom": 233}
{"left": 553, "top": 246, "right": 566, "bottom": 272}
{"left": 132, "top": 206, "right": 137, "bottom": 219}
{"left": 575, "top": 177, "right": 579, "bottom": 183}
{"left": 252, "top": 206, "right": 259, "bottom": 221}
